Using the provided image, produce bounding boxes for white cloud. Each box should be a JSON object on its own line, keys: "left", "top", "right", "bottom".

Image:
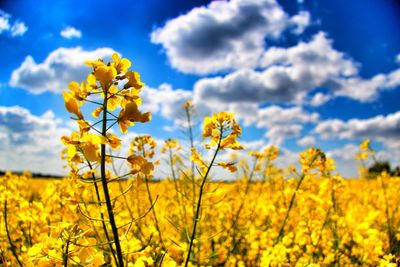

{"left": 297, "top": 136, "right": 316, "bottom": 147}
{"left": 233, "top": 104, "right": 318, "bottom": 146}
{"left": 60, "top": 26, "right": 82, "bottom": 39}
{"left": 0, "top": 12, "right": 10, "bottom": 34}
{"left": 309, "top": 92, "right": 331, "bottom": 106}
{"left": 193, "top": 32, "right": 400, "bottom": 106}
{"left": 0, "top": 106, "right": 70, "bottom": 175}
{"left": 266, "top": 124, "right": 302, "bottom": 146}
{"left": 10, "top": 21, "right": 27, "bottom": 36}
{"left": 142, "top": 81, "right": 321, "bottom": 146}
{"left": 335, "top": 74, "right": 388, "bottom": 102}
{"left": 314, "top": 111, "right": 400, "bottom": 150}
{"left": 255, "top": 105, "right": 319, "bottom": 128}
{"left": 327, "top": 143, "right": 359, "bottom": 161}
{"left": 289, "top": 11, "right": 310, "bottom": 34}
{"left": 193, "top": 32, "right": 358, "bottom": 105}
{"left": 10, "top": 47, "right": 116, "bottom": 93}
{"left": 0, "top": 10, "right": 27, "bottom": 37}
{"left": 151, "top": 0, "right": 310, "bottom": 74}
{"left": 141, "top": 83, "right": 193, "bottom": 123}
{"left": 325, "top": 144, "right": 359, "bottom": 177}
{"left": 396, "top": 53, "right": 400, "bottom": 64}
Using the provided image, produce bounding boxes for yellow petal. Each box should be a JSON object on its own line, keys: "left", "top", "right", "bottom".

{"left": 63, "top": 91, "right": 83, "bottom": 119}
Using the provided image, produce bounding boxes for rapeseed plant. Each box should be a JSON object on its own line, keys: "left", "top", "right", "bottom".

{"left": 1, "top": 55, "right": 400, "bottom": 267}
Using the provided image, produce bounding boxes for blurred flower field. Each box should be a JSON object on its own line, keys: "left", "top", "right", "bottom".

{"left": 1, "top": 55, "right": 399, "bottom": 266}
{"left": 1, "top": 169, "right": 400, "bottom": 266}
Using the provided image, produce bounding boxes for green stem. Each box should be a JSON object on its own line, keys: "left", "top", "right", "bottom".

{"left": 3, "top": 200, "right": 23, "bottom": 267}
{"left": 184, "top": 132, "right": 222, "bottom": 267}
{"left": 87, "top": 160, "right": 118, "bottom": 265}
{"left": 100, "top": 88, "right": 124, "bottom": 267}
{"left": 185, "top": 106, "right": 196, "bottom": 214}
{"left": 110, "top": 150, "right": 145, "bottom": 241}
{"left": 274, "top": 153, "right": 320, "bottom": 245}
{"left": 169, "top": 148, "right": 189, "bottom": 238}
{"left": 63, "top": 233, "right": 70, "bottom": 267}
{"left": 140, "top": 141, "right": 165, "bottom": 249}
{"left": 144, "top": 176, "right": 165, "bottom": 249}
{"left": 380, "top": 175, "right": 395, "bottom": 253}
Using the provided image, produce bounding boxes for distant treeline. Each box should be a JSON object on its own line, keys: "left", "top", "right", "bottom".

{"left": 0, "top": 170, "right": 64, "bottom": 179}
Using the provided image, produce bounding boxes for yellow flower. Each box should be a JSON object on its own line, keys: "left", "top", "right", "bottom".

{"left": 107, "top": 134, "right": 122, "bottom": 150}
{"left": 117, "top": 102, "right": 151, "bottom": 133}
{"left": 94, "top": 65, "right": 117, "bottom": 88}
{"left": 264, "top": 146, "right": 279, "bottom": 161}
{"left": 161, "top": 139, "right": 181, "bottom": 153}
{"left": 184, "top": 100, "right": 193, "bottom": 109}
{"left": 360, "top": 139, "right": 370, "bottom": 150}
{"left": 124, "top": 71, "right": 144, "bottom": 90}
{"left": 63, "top": 91, "right": 83, "bottom": 119}
{"left": 112, "top": 53, "right": 132, "bottom": 74}
{"left": 217, "top": 161, "right": 238, "bottom": 172}
{"left": 81, "top": 134, "right": 108, "bottom": 162}
{"left": 106, "top": 85, "right": 121, "bottom": 111}
{"left": 202, "top": 112, "right": 243, "bottom": 150}
{"left": 91, "top": 107, "right": 103, "bottom": 118}
{"left": 190, "top": 148, "right": 207, "bottom": 175}
{"left": 127, "top": 155, "right": 154, "bottom": 176}
{"left": 77, "top": 119, "right": 90, "bottom": 134}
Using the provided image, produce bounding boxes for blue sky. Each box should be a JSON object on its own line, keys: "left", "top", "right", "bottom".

{"left": 0, "top": 0, "right": 399, "bottom": 176}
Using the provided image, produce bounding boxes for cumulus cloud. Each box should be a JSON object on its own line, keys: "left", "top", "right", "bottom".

{"left": 151, "top": 0, "right": 310, "bottom": 74}
{"left": 255, "top": 105, "right": 319, "bottom": 128}
{"left": 0, "top": 10, "right": 28, "bottom": 37}
{"left": 314, "top": 111, "right": 400, "bottom": 150}
{"left": 141, "top": 83, "right": 193, "bottom": 122}
{"left": 144, "top": 82, "right": 320, "bottom": 146}
{"left": 10, "top": 21, "right": 27, "bottom": 36}
{"left": 309, "top": 92, "right": 331, "bottom": 106}
{"left": 0, "top": 11, "right": 10, "bottom": 33}
{"left": 326, "top": 143, "right": 359, "bottom": 161}
{"left": 227, "top": 104, "right": 319, "bottom": 146}
{"left": 60, "top": 26, "right": 82, "bottom": 39}
{"left": 297, "top": 136, "right": 316, "bottom": 147}
{"left": 10, "top": 47, "right": 116, "bottom": 93}
{"left": 0, "top": 106, "right": 70, "bottom": 175}
{"left": 193, "top": 32, "right": 400, "bottom": 106}
{"left": 253, "top": 105, "right": 318, "bottom": 146}
{"left": 194, "top": 32, "right": 357, "bottom": 105}
{"left": 335, "top": 74, "right": 392, "bottom": 102}
{"left": 289, "top": 11, "right": 311, "bottom": 34}
{"left": 266, "top": 124, "right": 302, "bottom": 146}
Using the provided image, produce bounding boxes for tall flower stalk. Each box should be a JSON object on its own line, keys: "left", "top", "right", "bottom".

{"left": 61, "top": 54, "right": 151, "bottom": 266}
{"left": 184, "top": 112, "right": 243, "bottom": 266}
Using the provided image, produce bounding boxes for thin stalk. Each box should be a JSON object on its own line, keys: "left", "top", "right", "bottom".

{"left": 225, "top": 157, "right": 258, "bottom": 260}
{"left": 249, "top": 158, "right": 271, "bottom": 223}
{"left": 185, "top": 105, "right": 200, "bottom": 266}
{"left": 144, "top": 176, "right": 165, "bottom": 249}
{"left": 184, "top": 130, "right": 222, "bottom": 267}
{"left": 63, "top": 233, "right": 71, "bottom": 267}
{"left": 331, "top": 179, "right": 340, "bottom": 267}
{"left": 110, "top": 150, "right": 145, "bottom": 241}
{"left": 87, "top": 160, "right": 118, "bottom": 265}
{"left": 380, "top": 175, "right": 395, "bottom": 253}
{"left": 273, "top": 153, "right": 320, "bottom": 246}
{"left": 140, "top": 142, "right": 165, "bottom": 249}
{"left": 185, "top": 106, "right": 196, "bottom": 213}
{"left": 100, "top": 88, "right": 124, "bottom": 267}
{"left": 274, "top": 173, "right": 305, "bottom": 245}
{"left": 169, "top": 148, "right": 189, "bottom": 239}
{"left": 3, "top": 200, "right": 23, "bottom": 267}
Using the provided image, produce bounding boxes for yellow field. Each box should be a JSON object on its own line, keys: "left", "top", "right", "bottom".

{"left": 1, "top": 171, "right": 399, "bottom": 266}
{"left": 1, "top": 54, "right": 399, "bottom": 267}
